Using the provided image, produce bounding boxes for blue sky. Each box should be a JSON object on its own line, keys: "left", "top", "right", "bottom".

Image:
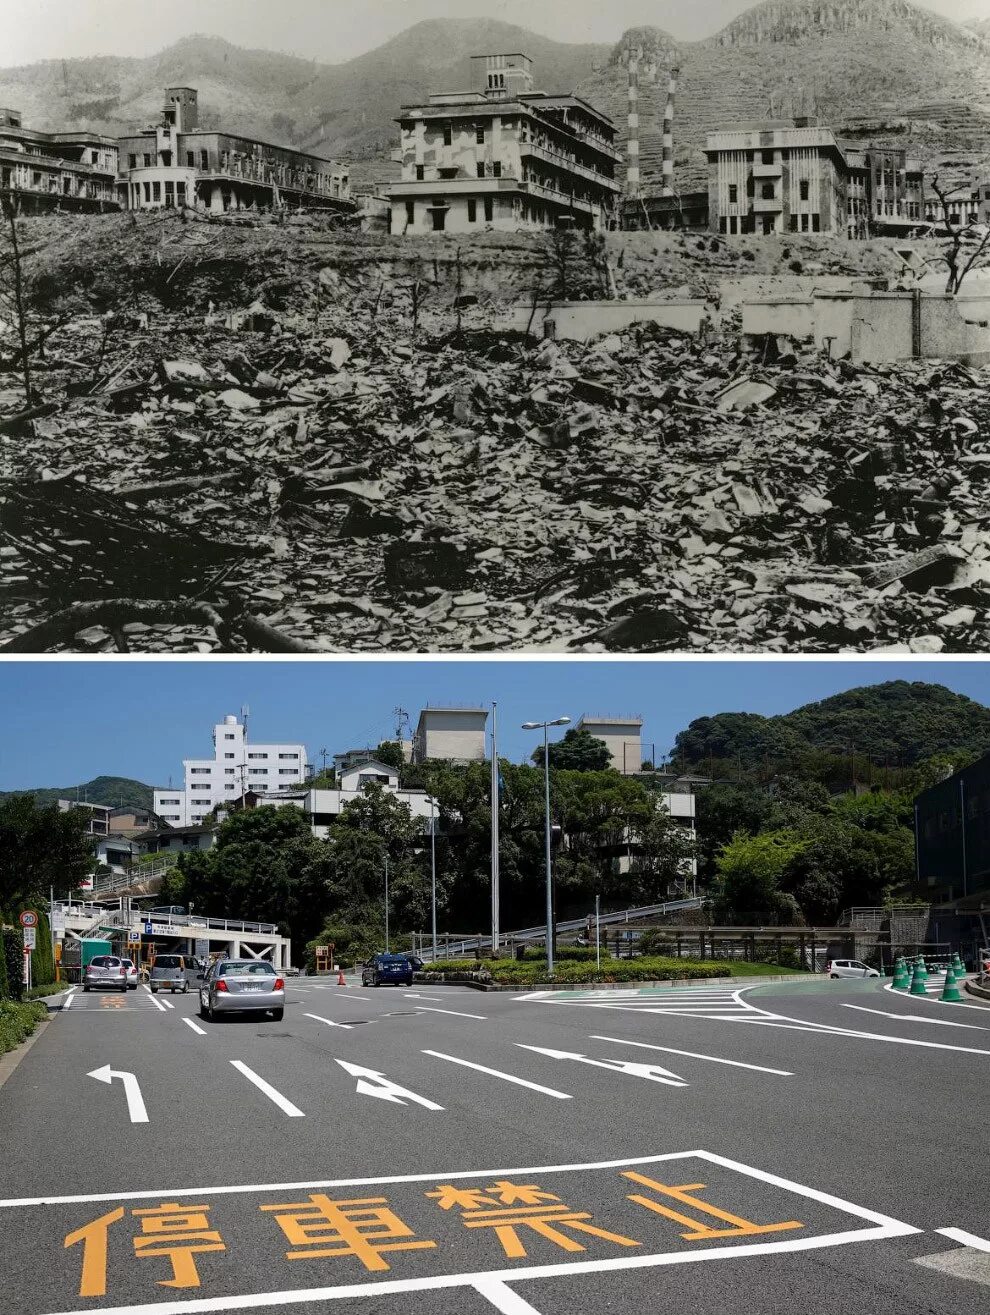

{"left": 0, "top": 660, "right": 987, "bottom": 791}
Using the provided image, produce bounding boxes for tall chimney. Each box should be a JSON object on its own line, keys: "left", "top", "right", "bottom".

{"left": 625, "top": 47, "right": 641, "bottom": 198}
{"left": 661, "top": 65, "right": 679, "bottom": 197}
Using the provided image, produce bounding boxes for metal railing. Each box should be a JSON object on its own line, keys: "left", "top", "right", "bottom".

{"left": 417, "top": 898, "right": 704, "bottom": 961}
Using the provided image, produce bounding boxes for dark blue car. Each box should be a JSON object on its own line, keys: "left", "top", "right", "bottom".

{"left": 362, "top": 954, "right": 414, "bottom": 987}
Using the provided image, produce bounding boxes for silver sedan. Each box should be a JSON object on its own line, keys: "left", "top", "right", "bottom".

{"left": 198, "top": 959, "right": 285, "bottom": 1021}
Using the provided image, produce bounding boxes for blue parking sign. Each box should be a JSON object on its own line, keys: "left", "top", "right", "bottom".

{"left": 144, "top": 921, "right": 153, "bottom": 934}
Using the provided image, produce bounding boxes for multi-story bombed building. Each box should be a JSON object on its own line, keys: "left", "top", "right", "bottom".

{"left": 390, "top": 53, "right": 622, "bottom": 235}
{"left": 117, "top": 88, "right": 352, "bottom": 215}
{"left": 0, "top": 108, "right": 119, "bottom": 213}
{"left": 844, "top": 147, "right": 925, "bottom": 238}
{"left": 706, "top": 119, "right": 849, "bottom": 237}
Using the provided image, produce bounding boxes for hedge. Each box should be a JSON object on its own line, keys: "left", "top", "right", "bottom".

{"left": 0, "top": 1000, "right": 48, "bottom": 1055}
{"left": 422, "top": 955, "right": 805, "bottom": 985}
{"left": 0, "top": 927, "right": 23, "bottom": 1001}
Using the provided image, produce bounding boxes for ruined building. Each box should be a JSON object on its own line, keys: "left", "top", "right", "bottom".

{"left": 0, "top": 108, "right": 119, "bottom": 213}
{"left": 117, "top": 88, "right": 352, "bottom": 214}
{"left": 389, "top": 53, "right": 622, "bottom": 235}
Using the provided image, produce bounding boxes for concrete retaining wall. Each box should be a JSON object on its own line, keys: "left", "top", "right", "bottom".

{"left": 508, "top": 298, "right": 705, "bottom": 341}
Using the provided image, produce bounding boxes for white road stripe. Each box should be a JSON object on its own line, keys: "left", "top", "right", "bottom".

{"left": 160, "top": 998, "right": 175, "bottom": 1010}
{"left": 842, "top": 1004, "right": 988, "bottom": 1030}
{"left": 62, "top": 993, "right": 74, "bottom": 1010}
{"left": 415, "top": 1006, "right": 487, "bottom": 1020}
{"left": 182, "top": 1018, "right": 207, "bottom": 1037}
{"left": 143, "top": 986, "right": 167, "bottom": 1013}
{"left": 590, "top": 1035, "right": 794, "bottom": 1076}
{"left": 718, "top": 1015, "right": 990, "bottom": 1054}
{"left": 230, "top": 1061, "right": 305, "bottom": 1117}
{"left": 474, "top": 1278, "right": 544, "bottom": 1313}
{"left": 304, "top": 1013, "right": 352, "bottom": 1030}
{"left": 423, "top": 1050, "right": 571, "bottom": 1099}
{"left": 937, "top": 1227, "right": 990, "bottom": 1252}
{"left": 405, "top": 993, "right": 444, "bottom": 1001}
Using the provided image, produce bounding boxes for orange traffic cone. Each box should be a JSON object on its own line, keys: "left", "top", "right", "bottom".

{"left": 337, "top": 968, "right": 346, "bottom": 986}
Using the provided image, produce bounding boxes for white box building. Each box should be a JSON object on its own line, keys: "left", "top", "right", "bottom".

{"left": 576, "top": 715, "right": 644, "bottom": 775}
{"left": 154, "top": 714, "right": 308, "bottom": 826}
{"left": 412, "top": 707, "right": 488, "bottom": 764}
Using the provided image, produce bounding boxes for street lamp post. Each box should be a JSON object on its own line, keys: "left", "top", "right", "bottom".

{"left": 429, "top": 792, "right": 437, "bottom": 958}
{"left": 384, "top": 849, "right": 389, "bottom": 952}
{"left": 521, "top": 715, "right": 570, "bottom": 977}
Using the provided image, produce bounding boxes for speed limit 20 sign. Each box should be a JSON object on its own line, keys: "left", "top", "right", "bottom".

{"left": 19, "top": 911, "right": 39, "bottom": 929}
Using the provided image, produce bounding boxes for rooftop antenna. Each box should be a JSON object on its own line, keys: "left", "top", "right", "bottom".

{"left": 392, "top": 706, "right": 410, "bottom": 742}
{"left": 241, "top": 703, "right": 250, "bottom": 742}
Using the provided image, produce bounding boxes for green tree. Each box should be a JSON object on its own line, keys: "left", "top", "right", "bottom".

{"left": 0, "top": 795, "right": 94, "bottom": 915}
{"left": 711, "top": 830, "right": 807, "bottom": 924}
{"left": 534, "top": 728, "right": 612, "bottom": 773}
{"left": 373, "top": 741, "right": 406, "bottom": 771}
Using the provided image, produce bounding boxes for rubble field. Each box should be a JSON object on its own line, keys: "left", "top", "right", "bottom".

{"left": 1, "top": 213, "right": 985, "bottom": 654}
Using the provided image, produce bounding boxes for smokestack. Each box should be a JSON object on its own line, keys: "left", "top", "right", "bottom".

{"left": 661, "top": 65, "right": 679, "bottom": 197}
{"left": 626, "top": 47, "right": 641, "bottom": 198}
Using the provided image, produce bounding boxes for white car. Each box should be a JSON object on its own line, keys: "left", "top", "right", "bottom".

{"left": 119, "top": 957, "right": 139, "bottom": 990}
{"left": 827, "top": 959, "right": 880, "bottom": 979}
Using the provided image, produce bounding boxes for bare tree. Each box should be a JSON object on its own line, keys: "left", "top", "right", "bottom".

{"left": 0, "top": 193, "right": 34, "bottom": 403}
{"left": 930, "top": 174, "right": 990, "bottom": 295}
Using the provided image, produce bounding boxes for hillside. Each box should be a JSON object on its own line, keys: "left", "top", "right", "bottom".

{"left": 0, "top": 776, "right": 154, "bottom": 812}
{"left": 675, "top": 682, "right": 990, "bottom": 767}
{"left": 1, "top": 2, "right": 989, "bottom": 192}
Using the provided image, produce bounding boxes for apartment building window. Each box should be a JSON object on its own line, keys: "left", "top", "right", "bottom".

{"left": 761, "top": 150, "right": 774, "bottom": 164}
{"left": 279, "top": 753, "right": 299, "bottom": 759}
{"left": 279, "top": 769, "right": 298, "bottom": 775}
{"left": 812, "top": 214, "right": 821, "bottom": 232}
{"left": 405, "top": 200, "right": 414, "bottom": 225}
{"left": 248, "top": 752, "right": 268, "bottom": 759}
{"left": 442, "top": 125, "right": 452, "bottom": 146}
{"left": 477, "top": 162, "right": 485, "bottom": 179}
{"left": 165, "top": 181, "right": 174, "bottom": 204}
{"left": 492, "top": 161, "right": 501, "bottom": 178}
{"left": 225, "top": 768, "right": 236, "bottom": 775}
{"left": 186, "top": 151, "right": 194, "bottom": 168}
{"left": 484, "top": 197, "right": 493, "bottom": 222}
{"left": 159, "top": 799, "right": 180, "bottom": 806}
{"left": 32, "top": 171, "right": 42, "bottom": 187}
{"left": 177, "top": 182, "right": 186, "bottom": 203}
{"left": 128, "top": 154, "right": 137, "bottom": 169}
{"left": 249, "top": 768, "right": 267, "bottom": 776}
{"left": 728, "top": 184, "right": 738, "bottom": 204}
{"left": 467, "top": 198, "right": 477, "bottom": 223}
{"left": 200, "top": 150, "right": 209, "bottom": 170}
{"left": 761, "top": 182, "right": 775, "bottom": 200}
{"left": 190, "top": 768, "right": 211, "bottom": 775}
{"left": 415, "top": 164, "right": 424, "bottom": 181}
{"left": 143, "top": 153, "right": 152, "bottom": 167}
{"left": 799, "top": 180, "right": 809, "bottom": 201}
{"left": 152, "top": 181, "right": 161, "bottom": 201}
{"left": 191, "top": 784, "right": 211, "bottom": 792}
{"left": 476, "top": 125, "right": 485, "bottom": 144}
{"left": 224, "top": 733, "right": 235, "bottom": 740}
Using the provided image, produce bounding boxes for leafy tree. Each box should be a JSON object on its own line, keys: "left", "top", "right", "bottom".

{"left": 711, "top": 830, "right": 807, "bottom": 925}
{"left": 534, "top": 728, "right": 612, "bottom": 773}
{"left": 0, "top": 795, "right": 94, "bottom": 915}
{"left": 373, "top": 741, "right": 406, "bottom": 771}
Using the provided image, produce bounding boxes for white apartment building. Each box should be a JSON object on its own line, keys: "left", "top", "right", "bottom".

{"left": 153, "top": 714, "right": 309, "bottom": 826}
{"left": 412, "top": 706, "right": 488, "bottom": 764}
{"left": 575, "top": 715, "right": 644, "bottom": 775}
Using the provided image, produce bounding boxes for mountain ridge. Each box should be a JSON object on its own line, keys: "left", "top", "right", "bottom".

{"left": 0, "top": 776, "right": 154, "bottom": 813}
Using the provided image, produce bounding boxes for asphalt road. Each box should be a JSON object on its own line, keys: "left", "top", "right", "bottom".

{"left": 1, "top": 971, "right": 988, "bottom": 1315}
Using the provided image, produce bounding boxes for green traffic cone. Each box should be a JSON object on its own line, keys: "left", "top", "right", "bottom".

{"left": 940, "top": 967, "right": 963, "bottom": 1003}
{"left": 915, "top": 956, "right": 929, "bottom": 981}
{"left": 909, "top": 962, "right": 928, "bottom": 995}
{"left": 892, "top": 961, "right": 910, "bottom": 991}
{"left": 952, "top": 954, "right": 965, "bottom": 980}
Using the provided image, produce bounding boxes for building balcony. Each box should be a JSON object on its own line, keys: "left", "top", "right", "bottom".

{"left": 753, "top": 161, "right": 782, "bottom": 178}
{"left": 753, "top": 194, "right": 783, "bottom": 213}
{"left": 519, "top": 141, "right": 619, "bottom": 191}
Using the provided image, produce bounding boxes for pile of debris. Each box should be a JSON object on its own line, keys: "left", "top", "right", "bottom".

{"left": 3, "top": 292, "right": 990, "bottom": 653}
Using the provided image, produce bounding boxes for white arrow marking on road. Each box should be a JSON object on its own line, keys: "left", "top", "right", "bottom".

{"left": 334, "top": 1058, "right": 443, "bottom": 1109}
{"left": 515, "top": 1044, "right": 687, "bottom": 1087}
{"left": 87, "top": 1064, "right": 149, "bottom": 1123}
{"left": 590, "top": 1035, "right": 794, "bottom": 1076}
{"left": 304, "top": 1013, "right": 352, "bottom": 1029}
{"left": 841, "top": 1004, "right": 989, "bottom": 1030}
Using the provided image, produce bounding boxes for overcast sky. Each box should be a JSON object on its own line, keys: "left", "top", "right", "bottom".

{"left": 2, "top": 0, "right": 989, "bottom": 65}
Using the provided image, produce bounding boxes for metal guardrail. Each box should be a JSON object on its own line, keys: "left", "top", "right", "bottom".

{"left": 54, "top": 903, "right": 279, "bottom": 938}
{"left": 418, "top": 898, "right": 704, "bottom": 962}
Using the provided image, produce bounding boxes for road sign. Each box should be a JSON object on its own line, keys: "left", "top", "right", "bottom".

{"left": 144, "top": 921, "right": 153, "bottom": 935}
{"left": 19, "top": 910, "right": 38, "bottom": 928}
{"left": 23, "top": 927, "right": 36, "bottom": 950}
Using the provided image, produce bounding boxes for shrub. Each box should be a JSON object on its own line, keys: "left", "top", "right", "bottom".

{"left": 1, "top": 928, "right": 23, "bottom": 1001}
{"left": 0, "top": 1000, "right": 47, "bottom": 1055}
{"left": 788, "top": 259, "right": 804, "bottom": 274}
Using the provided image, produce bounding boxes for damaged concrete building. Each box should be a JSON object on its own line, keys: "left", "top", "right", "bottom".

{"left": 0, "top": 108, "right": 120, "bottom": 213}
{"left": 117, "top": 88, "right": 353, "bottom": 215}
{"left": 389, "top": 53, "right": 623, "bottom": 235}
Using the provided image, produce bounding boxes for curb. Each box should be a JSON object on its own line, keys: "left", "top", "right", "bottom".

{"left": 964, "top": 979, "right": 990, "bottom": 1002}
{"left": 0, "top": 1004, "right": 57, "bottom": 1093}
{"left": 423, "top": 973, "right": 800, "bottom": 993}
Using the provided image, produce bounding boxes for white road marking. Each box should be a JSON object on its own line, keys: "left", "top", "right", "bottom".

{"left": 414, "top": 1006, "right": 487, "bottom": 1020}
{"left": 62, "top": 993, "right": 74, "bottom": 1010}
{"left": 842, "top": 1004, "right": 989, "bottom": 1030}
{"left": 143, "top": 986, "right": 167, "bottom": 1013}
{"left": 17, "top": 1151, "right": 921, "bottom": 1312}
{"left": 883, "top": 982, "right": 990, "bottom": 1012}
{"left": 937, "top": 1227, "right": 990, "bottom": 1252}
{"left": 304, "top": 1013, "right": 352, "bottom": 1030}
{"left": 405, "top": 993, "right": 444, "bottom": 1001}
{"left": 160, "top": 998, "right": 175, "bottom": 1010}
{"left": 914, "top": 1247, "right": 990, "bottom": 1286}
{"left": 719, "top": 1015, "right": 990, "bottom": 1055}
{"left": 516, "top": 1044, "right": 686, "bottom": 1087}
{"left": 423, "top": 1050, "right": 572, "bottom": 1099}
{"left": 229, "top": 1061, "right": 305, "bottom": 1117}
{"left": 182, "top": 1018, "right": 207, "bottom": 1037}
{"left": 590, "top": 1035, "right": 794, "bottom": 1076}
{"left": 474, "top": 1277, "right": 544, "bottom": 1313}
{"left": 334, "top": 1059, "right": 443, "bottom": 1110}
{"left": 87, "top": 1064, "right": 149, "bottom": 1124}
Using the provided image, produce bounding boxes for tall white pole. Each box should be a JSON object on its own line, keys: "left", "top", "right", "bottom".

{"left": 430, "top": 792, "right": 437, "bottom": 957}
{"left": 544, "top": 725, "right": 554, "bottom": 978}
{"left": 491, "top": 700, "right": 500, "bottom": 954}
{"left": 384, "top": 851, "right": 389, "bottom": 952}
{"left": 596, "top": 893, "right": 601, "bottom": 970}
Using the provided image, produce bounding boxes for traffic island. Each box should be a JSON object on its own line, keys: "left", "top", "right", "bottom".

{"left": 963, "top": 978, "right": 990, "bottom": 1002}
{"left": 417, "top": 957, "right": 807, "bottom": 990}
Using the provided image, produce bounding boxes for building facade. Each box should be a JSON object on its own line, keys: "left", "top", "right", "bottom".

{"left": 844, "top": 147, "right": 925, "bottom": 238}
{"left": 412, "top": 707, "right": 488, "bottom": 764}
{"left": 153, "top": 713, "right": 309, "bottom": 826}
{"left": 0, "top": 108, "right": 119, "bottom": 213}
{"left": 706, "top": 121, "right": 849, "bottom": 237}
{"left": 117, "top": 88, "right": 352, "bottom": 215}
{"left": 57, "top": 799, "right": 113, "bottom": 835}
{"left": 915, "top": 755, "right": 990, "bottom": 904}
{"left": 575, "top": 715, "right": 644, "bottom": 775}
{"left": 390, "top": 53, "right": 622, "bottom": 236}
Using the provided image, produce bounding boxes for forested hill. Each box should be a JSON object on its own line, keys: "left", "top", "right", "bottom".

{"left": 0, "top": 776, "right": 153, "bottom": 812}
{"left": 674, "top": 681, "right": 990, "bottom": 768}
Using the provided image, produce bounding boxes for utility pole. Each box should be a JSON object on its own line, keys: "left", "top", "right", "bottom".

{"left": 491, "top": 700, "right": 500, "bottom": 953}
